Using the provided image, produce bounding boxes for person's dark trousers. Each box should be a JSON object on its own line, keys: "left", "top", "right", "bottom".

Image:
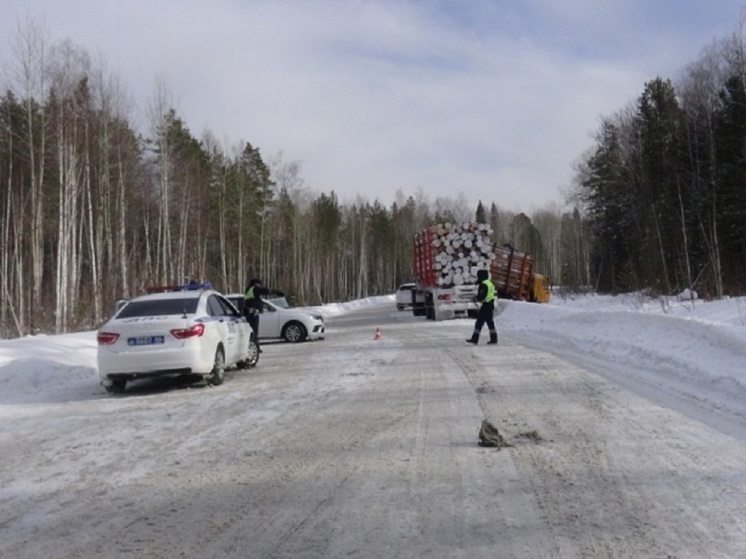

{"left": 247, "top": 314, "right": 261, "bottom": 351}
{"left": 467, "top": 303, "right": 497, "bottom": 344}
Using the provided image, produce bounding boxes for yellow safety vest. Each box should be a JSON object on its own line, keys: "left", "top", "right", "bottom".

{"left": 483, "top": 279, "right": 496, "bottom": 303}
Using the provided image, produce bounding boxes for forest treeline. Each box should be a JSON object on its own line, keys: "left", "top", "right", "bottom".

{"left": 1, "top": 20, "right": 745, "bottom": 337}
{"left": 573, "top": 31, "right": 746, "bottom": 299}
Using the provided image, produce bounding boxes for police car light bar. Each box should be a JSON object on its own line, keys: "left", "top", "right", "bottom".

{"left": 145, "top": 281, "right": 213, "bottom": 294}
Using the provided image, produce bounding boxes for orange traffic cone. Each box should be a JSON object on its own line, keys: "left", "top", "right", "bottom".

{"left": 374, "top": 328, "right": 382, "bottom": 340}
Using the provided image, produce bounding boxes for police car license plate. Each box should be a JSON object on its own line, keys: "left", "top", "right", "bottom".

{"left": 128, "top": 335, "right": 165, "bottom": 346}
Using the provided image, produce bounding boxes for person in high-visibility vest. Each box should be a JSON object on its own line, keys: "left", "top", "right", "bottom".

{"left": 466, "top": 269, "right": 498, "bottom": 345}
{"left": 244, "top": 278, "right": 266, "bottom": 351}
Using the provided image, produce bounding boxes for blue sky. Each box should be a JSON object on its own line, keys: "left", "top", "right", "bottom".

{"left": 1, "top": 1, "right": 743, "bottom": 212}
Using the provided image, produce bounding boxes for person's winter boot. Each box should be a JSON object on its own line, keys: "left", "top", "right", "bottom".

{"left": 465, "top": 332, "right": 479, "bottom": 345}
{"left": 488, "top": 331, "right": 498, "bottom": 345}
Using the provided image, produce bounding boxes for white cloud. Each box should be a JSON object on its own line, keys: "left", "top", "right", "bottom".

{"left": 0, "top": 0, "right": 741, "bottom": 212}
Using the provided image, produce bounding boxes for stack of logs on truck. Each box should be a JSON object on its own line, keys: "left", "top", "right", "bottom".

{"left": 411, "top": 223, "right": 550, "bottom": 320}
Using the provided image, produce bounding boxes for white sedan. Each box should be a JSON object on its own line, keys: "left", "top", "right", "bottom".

{"left": 395, "top": 282, "right": 416, "bottom": 310}
{"left": 97, "top": 287, "right": 258, "bottom": 394}
{"left": 226, "top": 295, "right": 325, "bottom": 343}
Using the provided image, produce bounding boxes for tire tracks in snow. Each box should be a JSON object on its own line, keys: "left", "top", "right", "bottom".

{"left": 444, "top": 334, "right": 746, "bottom": 558}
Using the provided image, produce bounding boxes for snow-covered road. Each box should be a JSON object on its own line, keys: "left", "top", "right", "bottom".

{"left": 2, "top": 295, "right": 746, "bottom": 558}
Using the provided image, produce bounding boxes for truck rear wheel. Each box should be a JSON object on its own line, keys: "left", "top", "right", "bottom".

{"left": 412, "top": 295, "right": 425, "bottom": 316}
{"left": 411, "top": 291, "right": 424, "bottom": 316}
{"left": 425, "top": 293, "right": 435, "bottom": 320}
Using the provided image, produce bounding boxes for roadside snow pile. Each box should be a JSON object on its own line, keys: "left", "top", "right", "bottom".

{"left": 310, "top": 295, "right": 394, "bottom": 318}
{"left": 0, "top": 332, "right": 98, "bottom": 405}
{"left": 497, "top": 293, "right": 746, "bottom": 407}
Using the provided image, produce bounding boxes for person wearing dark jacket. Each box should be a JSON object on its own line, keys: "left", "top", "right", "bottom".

{"left": 466, "top": 269, "right": 498, "bottom": 345}
{"left": 244, "top": 278, "right": 267, "bottom": 351}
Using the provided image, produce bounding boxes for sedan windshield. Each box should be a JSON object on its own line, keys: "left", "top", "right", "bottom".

{"left": 117, "top": 298, "right": 198, "bottom": 318}
{"left": 268, "top": 297, "right": 290, "bottom": 309}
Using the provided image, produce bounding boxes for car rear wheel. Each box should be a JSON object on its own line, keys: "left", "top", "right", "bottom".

{"left": 282, "top": 321, "right": 307, "bottom": 343}
{"left": 209, "top": 347, "right": 225, "bottom": 385}
{"left": 105, "top": 379, "right": 126, "bottom": 394}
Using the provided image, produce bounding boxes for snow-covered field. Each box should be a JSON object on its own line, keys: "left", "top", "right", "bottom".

{"left": 2, "top": 292, "right": 746, "bottom": 557}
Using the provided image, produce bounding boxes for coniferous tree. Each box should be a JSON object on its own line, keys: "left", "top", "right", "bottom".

{"left": 366, "top": 200, "right": 395, "bottom": 293}
{"left": 475, "top": 200, "right": 486, "bottom": 223}
{"left": 577, "top": 116, "right": 636, "bottom": 292}
{"left": 634, "top": 77, "right": 682, "bottom": 293}
{"left": 714, "top": 74, "right": 746, "bottom": 291}
{"left": 310, "top": 191, "right": 341, "bottom": 303}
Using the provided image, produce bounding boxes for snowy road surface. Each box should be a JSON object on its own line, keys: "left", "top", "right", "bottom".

{"left": 2, "top": 300, "right": 746, "bottom": 558}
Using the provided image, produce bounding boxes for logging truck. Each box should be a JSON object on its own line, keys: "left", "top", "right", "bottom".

{"left": 411, "top": 223, "right": 492, "bottom": 321}
{"left": 493, "top": 244, "right": 551, "bottom": 303}
{"left": 411, "top": 223, "right": 550, "bottom": 320}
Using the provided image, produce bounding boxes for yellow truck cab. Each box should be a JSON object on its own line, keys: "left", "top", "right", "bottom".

{"left": 531, "top": 273, "right": 551, "bottom": 303}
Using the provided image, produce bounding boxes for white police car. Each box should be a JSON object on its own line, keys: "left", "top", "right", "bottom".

{"left": 97, "top": 283, "right": 258, "bottom": 394}
{"left": 226, "top": 294, "right": 325, "bottom": 343}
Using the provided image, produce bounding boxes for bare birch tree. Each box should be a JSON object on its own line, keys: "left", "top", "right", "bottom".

{"left": 49, "top": 39, "right": 90, "bottom": 332}
{"left": 7, "top": 18, "right": 51, "bottom": 332}
{"left": 148, "top": 77, "right": 175, "bottom": 284}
